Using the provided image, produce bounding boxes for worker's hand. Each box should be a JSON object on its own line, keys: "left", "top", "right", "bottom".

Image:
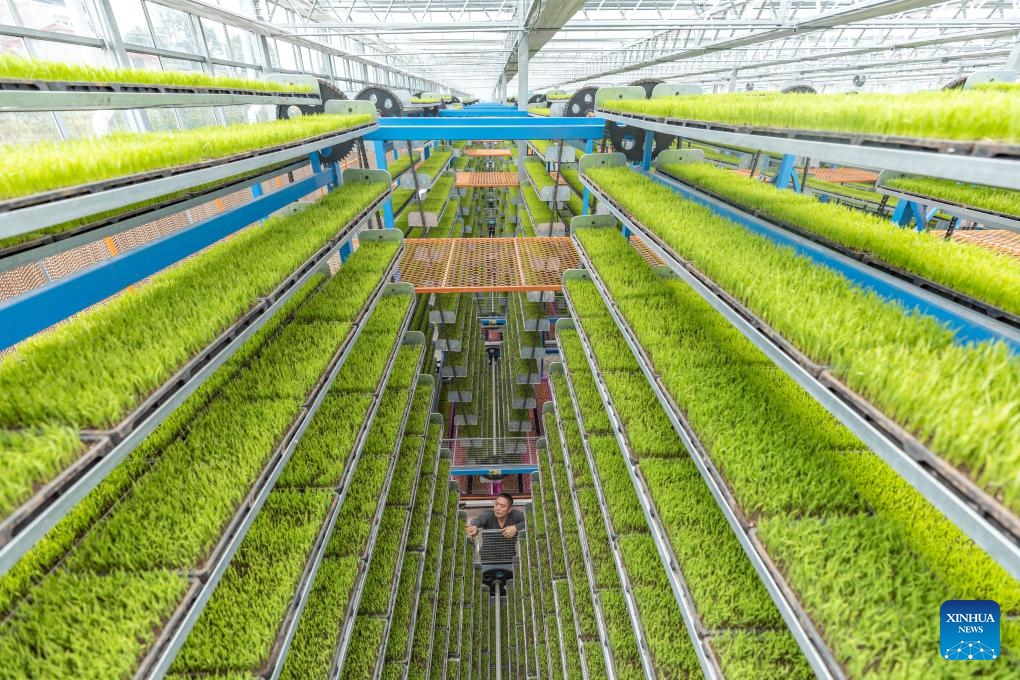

{"left": 465, "top": 524, "right": 478, "bottom": 538}
{"left": 501, "top": 525, "right": 517, "bottom": 539}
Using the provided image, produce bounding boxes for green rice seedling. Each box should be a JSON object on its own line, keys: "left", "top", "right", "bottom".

{"left": 0, "top": 54, "right": 314, "bottom": 92}
{"left": 600, "top": 89, "right": 1020, "bottom": 143}
{"left": 0, "top": 179, "right": 387, "bottom": 430}
{"left": 385, "top": 553, "right": 422, "bottom": 663}
{"left": 410, "top": 96, "right": 442, "bottom": 104}
{"left": 0, "top": 272, "right": 320, "bottom": 610}
{"left": 340, "top": 617, "right": 387, "bottom": 680}
{"left": 804, "top": 176, "right": 894, "bottom": 205}
{"left": 711, "top": 630, "right": 816, "bottom": 680}
{"left": 524, "top": 158, "right": 555, "bottom": 191}
{"left": 171, "top": 490, "right": 332, "bottom": 673}
{"left": 530, "top": 139, "right": 550, "bottom": 155}
{"left": 584, "top": 166, "right": 1020, "bottom": 513}
{"left": 557, "top": 333, "right": 612, "bottom": 435}
{"left": 385, "top": 151, "right": 421, "bottom": 178}
{"left": 657, "top": 161, "right": 1020, "bottom": 314}
{"left": 586, "top": 435, "right": 648, "bottom": 534}
{"left": 760, "top": 514, "right": 1020, "bottom": 677}
{"left": 415, "top": 150, "right": 454, "bottom": 181}
{"left": 358, "top": 508, "right": 410, "bottom": 616}
{"left": 597, "top": 589, "right": 644, "bottom": 680}
{"left": 884, "top": 174, "right": 1020, "bottom": 218}
{"left": 573, "top": 226, "right": 1020, "bottom": 672}
{"left": 0, "top": 113, "right": 374, "bottom": 201}
{"left": 0, "top": 570, "right": 188, "bottom": 680}
{"left": 554, "top": 580, "right": 585, "bottom": 678}
{"left": 278, "top": 556, "right": 360, "bottom": 679}
{"left": 528, "top": 106, "right": 552, "bottom": 117}
{"left": 0, "top": 427, "right": 84, "bottom": 518}
{"left": 294, "top": 241, "right": 400, "bottom": 323}
{"left": 230, "top": 321, "right": 352, "bottom": 400}
{"left": 277, "top": 393, "right": 373, "bottom": 489}
{"left": 67, "top": 394, "right": 301, "bottom": 571}
{"left": 520, "top": 183, "right": 552, "bottom": 222}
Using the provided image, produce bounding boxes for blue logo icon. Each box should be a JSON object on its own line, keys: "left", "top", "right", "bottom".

{"left": 941, "top": 600, "right": 999, "bottom": 661}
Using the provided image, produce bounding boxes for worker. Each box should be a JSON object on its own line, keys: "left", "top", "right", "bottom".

{"left": 465, "top": 492, "right": 525, "bottom": 539}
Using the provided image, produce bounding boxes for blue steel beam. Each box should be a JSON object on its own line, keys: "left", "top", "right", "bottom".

{"left": 439, "top": 108, "right": 529, "bottom": 117}
{"left": 0, "top": 170, "right": 332, "bottom": 349}
{"left": 451, "top": 465, "right": 539, "bottom": 476}
{"left": 365, "top": 116, "right": 605, "bottom": 142}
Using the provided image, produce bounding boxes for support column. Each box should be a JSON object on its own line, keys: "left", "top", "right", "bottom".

{"left": 373, "top": 140, "right": 395, "bottom": 229}
{"left": 517, "top": 27, "right": 530, "bottom": 182}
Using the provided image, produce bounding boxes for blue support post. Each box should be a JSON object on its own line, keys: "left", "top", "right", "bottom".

{"left": 773, "top": 154, "right": 802, "bottom": 192}
{"left": 640, "top": 130, "right": 654, "bottom": 171}
{"left": 423, "top": 144, "right": 431, "bottom": 160}
{"left": 892, "top": 200, "right": 937, "bottom": 232}
{"left": 582, "top": 140, "right": 593, "bottom": 216}
{"left": 373, "top": 140, "right": 395, "bottom": 229}
{"left": 338, "top": 239, "right": 353, "bottom": 263}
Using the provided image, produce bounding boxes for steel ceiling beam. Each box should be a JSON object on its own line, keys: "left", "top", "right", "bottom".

{"left": 545, "top": 0, "right": 960, "bottom": 87}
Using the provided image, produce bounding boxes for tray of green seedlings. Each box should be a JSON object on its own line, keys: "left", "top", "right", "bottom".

{"left": 0, "top": 180, "right": 392, "bottom": 576}
{"left": 0, "top": 258, "right": 411, "bottom": 678}
{"left": 385, "top": 434, "right": 444, "bottom": 670}
{"left": 596, "top": 87, "right": 1020, "bottom": 153}
{"left": 407, "top": 173, "right": 456, "bottom": 231}
{"left": 879, "top": 172, "right": 1020, "bottom": 226}
{"left": 430, "top": 504, "right": 463, "bottom": 680}
{"left": 803, "top": 175, "right": 897, "bottom": 209}
{"left": 683, "top": 141, "right": 745, "bottom": 166}
{"left": 388, "top": 187, "right": 416, "bottom": 218}
{"left": 0, "top": 54, "right": 316, "bottom": 102}
{"left": 520, "top": 183, "right": 553, "bottom": 226}
{"left": 542, "top": 407, "right": 601, "bottom": 680}
{"left": 399, "top": 149, "right": 454, "bottom": 191}
{"left": 574, "top": 228, "right": 1020, "bottom": 676}
{"left": 524, "top": 158, "right": 572, "bottom": 204}
{"left": 437, "top": 292, "right": 471, "bottom": 352}
{"left": 408, "top": 480, "right": 458, "bottom": 678}
{"left": 553, "top": 347, "right": 664, "bottom": 679}
{"left": 404, "top": 456, "right": 452, "bottom": 676}
{"left": 169, "top": 296, "right": 417, "bottom": 678}
{"left": 582, "top": 165, "right": 1020, "bottom": 549}
{"left": 564, "top": 264, "right": 828, "bottom": 678}
{"left": 429, "top": 291, "right": 461, "bottom": 324}
{"left": 349, "top": 382, "right": 434, "bottom": 680}
{"left": 0, "top": 158, "right": 306, "bottom": 266}
{"left": 556, "top": 315, "right": 726, "bottom": 679}
{"left": 131, "top": 289, "right": 417, "bottom": 678}
{"left": 522, "top": 501, "right": 556, "bottom": 677}
{"left": 328, "top": 349, "right": 427, "bottom": 680}
{"left": 273, "top": 333, "right": 420, "bottom": 680}
{"left": 0, "top": 111, "right": 378, "bottom": 238}
{"left": 528, "top": 106, "right": 551, "bottom": 117}
{"left": 384, "top": 150, "right": 422, "bottom": 179}
{"left": 655, "top": 158, "right": 1020, "bottom": 321}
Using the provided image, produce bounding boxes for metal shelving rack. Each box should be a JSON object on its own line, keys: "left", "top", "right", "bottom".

{"left": 648, "top": 156, "right": 1020, "bottom": 343}
{"left": 146, "top": 281, "right": 417, "bottom": 678}
{"left": 875, "top": 171, "right": 1020, "bottom": 235}
{"left": 553, "top": 333, "right": 659, "bottom": 680}
{"left": 554, "top": 311, "right": 730, "bottom": 680}
{"left": 594, "top": 89, "right": 1020, "bottom": 191}
{"left": 576, "top": 168, "right": 1020, "bottom": 582}
{"left": 0, "top": 80, "right": 321, "bottom": 111}
{"left": 0, "top": 202, "right": 397, "bottom": 580}
{"left": 327, "top": 344, "right": 429, "bottom": 680}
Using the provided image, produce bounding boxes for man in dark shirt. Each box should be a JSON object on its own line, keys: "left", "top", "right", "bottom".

{"left": 465, "top": 492, "right": 525, "bottom": 539}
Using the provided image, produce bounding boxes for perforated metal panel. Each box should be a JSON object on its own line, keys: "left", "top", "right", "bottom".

{"left": 630, "top": 235, "right": 664, "bottom": 267}
{"left": 810, "top": 167, "right": 880, "bottom": 184}
{"left": 400, "top": 237, "right": 578, "bottom": 293}
{"left": 0, "top": 264, "right": 47, "bottom": 302}
{"left": 952, "top": 229, "right": 1020, "bottom": 259}
{"left": 455, "top": 172, "right": 519, "bottom": 188}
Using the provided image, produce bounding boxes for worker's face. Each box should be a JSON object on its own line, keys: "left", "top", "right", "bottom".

{"left": 493, "top": 496, "right": 512, "bottom": 520}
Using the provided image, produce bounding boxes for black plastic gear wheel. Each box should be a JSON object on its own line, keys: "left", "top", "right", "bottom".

{"left": 276, "top": 79, "right": 356, "bottom": 165}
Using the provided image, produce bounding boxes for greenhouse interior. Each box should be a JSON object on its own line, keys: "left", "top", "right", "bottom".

{"left": 1, "top": 0, "right": 1019, "bottom": 678}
